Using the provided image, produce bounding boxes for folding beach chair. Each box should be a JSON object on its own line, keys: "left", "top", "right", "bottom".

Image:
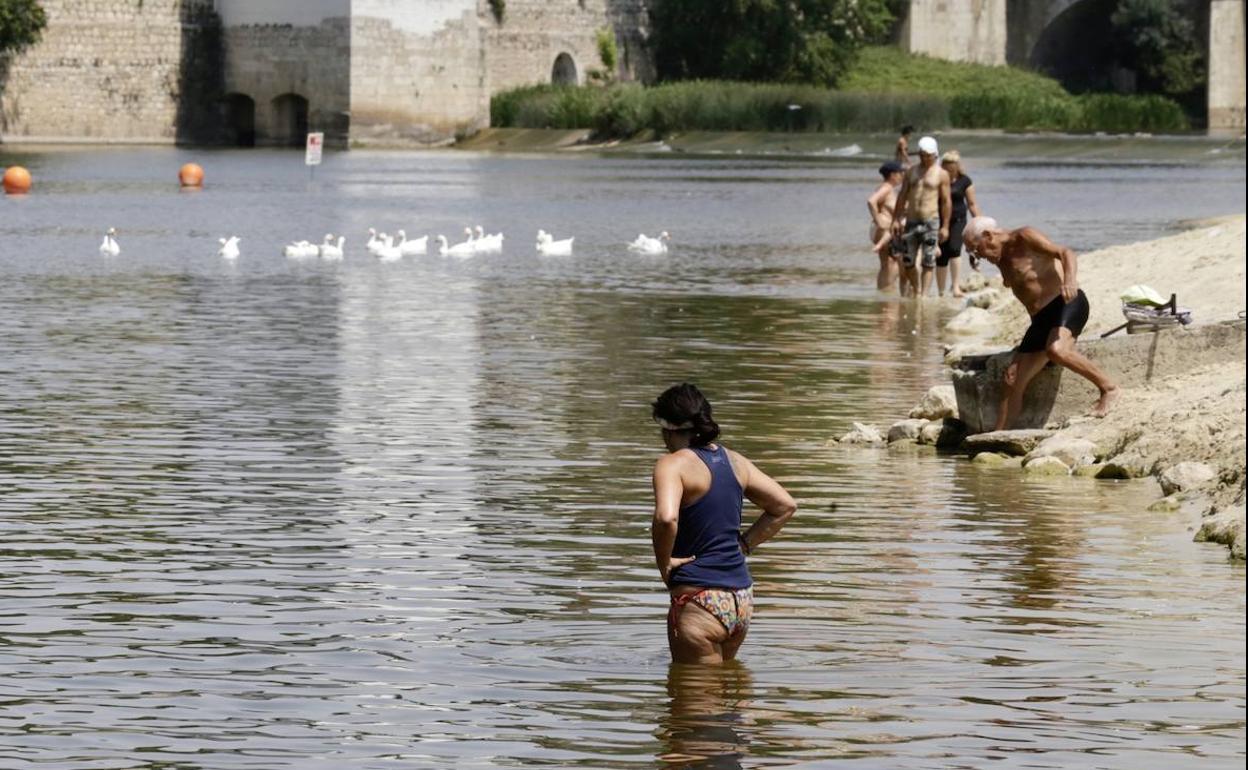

{"left": 1100, "top": 291, "right": 1193, "bottom": 338}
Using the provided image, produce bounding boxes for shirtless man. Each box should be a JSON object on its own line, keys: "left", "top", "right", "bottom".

{"left": 962, "top": 216, "right": 1120, "bottom": 429}
{"left": 895, "top": 125, "right": 914, "bottom": 168}
{"left": 890, "top": 136, "right": 951, "bottom": 297}
{"left": 867, "top": 161, "right": 905, "bottom": 292}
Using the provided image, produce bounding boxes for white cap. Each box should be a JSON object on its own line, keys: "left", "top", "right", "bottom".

{"left": 917, "top": 136, "right": 939, "bottom": 155}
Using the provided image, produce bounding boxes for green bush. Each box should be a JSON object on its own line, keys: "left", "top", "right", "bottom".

{"left": 1072, "top": 93, "right": 1188, "bottom": 133}
{"left": 496, "top": 80, "right": 949, "bottom": 136}
{"left": 0, "top": 0, "right": 48, "bottom": 56}
{"left": 840, "top": 46, "right": 1069, "bottom": 101}
{"left": 490, "top": 46, "right": 1190, "bottom": 136}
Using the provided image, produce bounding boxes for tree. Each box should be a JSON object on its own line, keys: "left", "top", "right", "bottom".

{"left": 649, "top": 0, "right": 894, "bottom": 86}
{"left": 0, "top": 0, "right": 47, "bottom": 57}
{"left": 1110, "top": 0, "right": 1204, "bottom": 99}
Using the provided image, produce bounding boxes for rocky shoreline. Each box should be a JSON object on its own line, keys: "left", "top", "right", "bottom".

{"left": 838, "top": 217, "right": 1247, "bottom": 560}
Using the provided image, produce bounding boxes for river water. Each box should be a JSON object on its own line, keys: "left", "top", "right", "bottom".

{"left": 1, "top": 143, "right": 1244, "bottom": 769}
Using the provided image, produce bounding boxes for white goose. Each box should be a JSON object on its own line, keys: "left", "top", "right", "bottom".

{"left": 629, "top": 231, "right": 670, "bottom": 255}
{"left": 284, "top": 240, "right": 318, "bottom": 259}
{"left": 218, "top": 236, "right": 241, "bottom": 260}
{"left": 437, "top": 234, "right": 476, "bottom": 258}
{"left": 319, "top": 234, "right": 345, "bottom": 260}
{"left": 376, "top": 234, "right": 403, "bottom": 262}
{"left": 473, "top": 225, "right": 504, "bottom": 254}
{"left": 536, "top": 230, "right": 574, "bottom": 257}
{"left": 99, "top": 228, "right": 120, "bottom": 256}
{"left": 397, "top": 230, "right": 428, "bottom": 257}
{"left": 366, "top": 228, "right": 384, "bottom": 256}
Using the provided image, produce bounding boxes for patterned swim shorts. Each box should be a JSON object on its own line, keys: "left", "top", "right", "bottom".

{"left": 902, "top": 217, "right": 941, "bottom": 269}
{"left": 669, "top": 586, "right": 754, "bottom": 637}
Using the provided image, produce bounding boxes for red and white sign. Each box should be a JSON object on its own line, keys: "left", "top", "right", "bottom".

{"left": 305, "top": 132, "right": 324, "bottom": 166}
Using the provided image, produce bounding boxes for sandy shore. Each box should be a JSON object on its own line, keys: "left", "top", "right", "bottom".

{"left": 948, "top": 216, "right": 1246, "bottom": 558}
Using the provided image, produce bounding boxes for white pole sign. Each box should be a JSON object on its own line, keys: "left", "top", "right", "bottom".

{"left": 305, "top": 132, "right": 324, "bottom": 166}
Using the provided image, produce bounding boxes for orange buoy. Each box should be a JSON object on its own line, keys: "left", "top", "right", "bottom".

{"left": 3, "top": 166, "right": 32, "bottom": 195}
{"left": 179, "top": 163, "right": 204, "bottom": 188}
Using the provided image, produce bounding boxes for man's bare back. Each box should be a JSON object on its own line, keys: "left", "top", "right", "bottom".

{"left": 995, "top": 227, "right": 1070, "bottom": 315}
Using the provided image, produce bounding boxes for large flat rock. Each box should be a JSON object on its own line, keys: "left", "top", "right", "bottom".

{"left": 964, "top": 429, "right": 1056, "bottom": 456}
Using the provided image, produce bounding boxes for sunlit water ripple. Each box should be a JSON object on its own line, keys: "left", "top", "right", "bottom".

{"left": 0, "top": 145, "right": 1243, "bottom": 769}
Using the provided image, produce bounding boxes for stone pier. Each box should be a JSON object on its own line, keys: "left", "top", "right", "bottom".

{"left": 1208, "top": 0, "right": 1247, "bottom": 132}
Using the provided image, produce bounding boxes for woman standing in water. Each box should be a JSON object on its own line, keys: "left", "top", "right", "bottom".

{"left": 651, "top": 384, "right": 797, "bottom": 664}
{"left": 937, "top": 150, "right": 981, "bottom": 297}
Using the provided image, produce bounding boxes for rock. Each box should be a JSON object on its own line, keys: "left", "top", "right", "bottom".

{"left": 964, "top": 288, "right": 998, "bottom": 309}
{"left": 1001, "top": 456, "right": 1024, "bottom": 469}
{"left": 972, "top": 451, "right": 1010, "bottom": 465}
{"left": 946, "top": 306, "right": 997, "bottom": 337}
{"left": 887, "top": 419, "right": 929, "bottom": 443}
{"left": 837, "top": 422, "right": 885, "bottom": 445}
{"left": 1148, "top": 496, "right": 1183, "bottom": 512}
{"left": 942, "top": 342, "right": 1002, "bottom": 366}
{"left": 1074, "top": 463, "right": 1106, "bottom": 478}
{"left": 1023, "top": 455, "right": 1072, "bottom": 476}
{"left": 1195, "top": 505, "right": 1246, "bottom": 560}
{"left": 951, "top": 352, "right": 1063, "bottom": 434}
{"left": 1025, "top": 435, "right": 1099, "bottom": 470}
{"left": 960, "top": 271, "right": 989, "bottom": 292}
{"left": 964, "top": 429, "right": 1055, "bottom": 456}
{"left": 909, "top": 385, "right": 959, "bottom": 420}
{"left": 1096, "top": 458, "right": 1148, "bottom": 479}
{"left": 1157, "top": 462, "right": 1217, "bottom": 496}
{"left": 918, "top": 418, "right": 970, "bottom": 448}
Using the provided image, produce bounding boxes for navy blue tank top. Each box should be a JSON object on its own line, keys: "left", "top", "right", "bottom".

{"left": 669, "top": 445, "right": 752, "bottom": 590}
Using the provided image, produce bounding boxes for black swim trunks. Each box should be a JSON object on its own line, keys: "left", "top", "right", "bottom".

{"left": 1018, "top": 290, "right": 1090, "bottom": 353}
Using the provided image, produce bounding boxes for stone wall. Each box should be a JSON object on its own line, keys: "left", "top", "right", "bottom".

{"left": 349, "top": 0, "right": 485, "bottom": 144}
{"left": 0, "top": 0, "right": 219, "bottom": 142}
{"left": 0, "top": 0, "right": 651, "bottom": 145}
{"left": 902, "top": 0, "right": 1007, "bottom": 65}
{"left": 218, "top": 2, "right": 352, "bottom": 146}
{"left": 487, "top": 0, "right": 609, "bottom": 93}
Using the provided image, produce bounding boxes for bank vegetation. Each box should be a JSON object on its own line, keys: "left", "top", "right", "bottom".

{"left": 491, "top": 47, "right": 1190, "bottom": 137}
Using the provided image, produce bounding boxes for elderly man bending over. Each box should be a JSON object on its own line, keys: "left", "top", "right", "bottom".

{"left": 963, "top": 217, "right": 1120, "bottom": 430}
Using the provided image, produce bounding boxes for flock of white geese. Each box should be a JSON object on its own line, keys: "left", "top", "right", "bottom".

{"left": 97, "top": 226, "right": 672, "bottom": 261}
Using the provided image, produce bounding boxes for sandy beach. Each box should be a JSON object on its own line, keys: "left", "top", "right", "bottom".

{"left": 943, "top": 216, "right": 1247, "bottom": 558}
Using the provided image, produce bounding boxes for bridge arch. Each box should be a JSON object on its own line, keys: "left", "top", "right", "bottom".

{"left": 270, "top": 93, "right": 309, "bottom": 147}
{"left": 1026, "top": 0, "right": 1119, "bottom": 92}
{"left": 221, "top": 93, "right": 256, "bottom": 147}
{"left": 551, "top": 53, "right": 578, "bottom": 86}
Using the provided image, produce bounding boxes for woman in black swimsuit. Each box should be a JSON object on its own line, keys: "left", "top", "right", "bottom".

{"left": 938, "top": 151, "right": 981, "bottom": 298}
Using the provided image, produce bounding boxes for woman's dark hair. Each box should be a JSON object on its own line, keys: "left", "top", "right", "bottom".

{"left": 652, "top": 383, "right": 721, "bottom": 447}
{"left": 900, "top": 124, "right": 914, "bottom": 135}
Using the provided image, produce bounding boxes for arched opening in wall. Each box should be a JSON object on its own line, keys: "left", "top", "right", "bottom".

{"left": 1030, "top": 0, "right": 1122, "bottom": 93}
{"left": 222, "top": 93, "right": 256, "bottom": 147}
{"left": 551, "top": 53, "right": 578, "bottom": 86}
{"left": 271, "top": 93, "right": 310, "bottom": 147}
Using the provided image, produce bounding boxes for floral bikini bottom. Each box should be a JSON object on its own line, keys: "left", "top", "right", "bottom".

{"left": 669, "top": 587, "right": 754, "bottom": 637}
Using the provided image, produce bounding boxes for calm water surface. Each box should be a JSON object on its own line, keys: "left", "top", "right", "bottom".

{"left": 0, "top": 144, "right": 1244, "bottom": 769}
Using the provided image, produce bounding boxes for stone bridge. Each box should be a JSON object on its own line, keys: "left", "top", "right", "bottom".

{"left": 902, "top": 0, "right": 1246, "bottom": 131}
{"left": 214, "top": 0, "right": 651, "bottom": 147}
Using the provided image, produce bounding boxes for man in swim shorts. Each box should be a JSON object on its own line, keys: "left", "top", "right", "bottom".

{"left": 962, "top": 217, "right": 1120, "bottom": 429}
{"left": 891, "top": 136, "right": 951, "bottom": 297}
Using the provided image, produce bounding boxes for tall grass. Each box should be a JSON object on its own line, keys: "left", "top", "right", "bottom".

{"left": 495, "top": 82, "right": 949, "bottom": 136}
{"left": 491, "top": 46, "right": 1190, "bottom": 137}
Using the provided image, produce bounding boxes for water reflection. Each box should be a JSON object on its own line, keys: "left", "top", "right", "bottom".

{"left": 659, "top": 663, "right": 755, "bottom": 769}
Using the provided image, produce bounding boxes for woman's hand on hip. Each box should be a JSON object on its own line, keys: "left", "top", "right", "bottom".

{"left": 662, "top": 555, "right": 696, "bottom": 586}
